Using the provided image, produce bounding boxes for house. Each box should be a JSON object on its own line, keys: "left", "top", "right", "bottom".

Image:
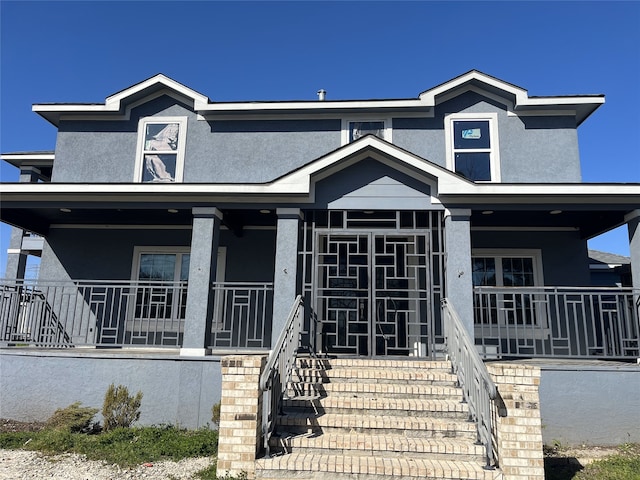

{"left": 1, "top": 71, "right": 639, "bottom": 450}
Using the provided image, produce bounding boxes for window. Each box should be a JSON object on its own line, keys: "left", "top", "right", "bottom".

{"left": 134, "top": 117, "right": 187, "bottom": 183}
{"left": 445, "top": 113, "right": 500, "bottom": 181}
{"left": 342, "top": 118, "right": 391, "bottom": 144}
{"left": 472, "top": 250, "right": 543, "bottom": 325}
{"left": 131, "top": 248, "right": 190, "bottom": 324}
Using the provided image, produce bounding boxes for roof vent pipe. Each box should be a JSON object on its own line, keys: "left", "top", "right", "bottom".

{"left": 317, "top": 89, "right": 326, "bottom": 101}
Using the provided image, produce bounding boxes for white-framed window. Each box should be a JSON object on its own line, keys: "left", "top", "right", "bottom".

{"left": 130, "top": 247, "right": 191, "bottom": 323}
{"left": 472, "top": 249, "right": 544, "bottom": 325}
{"left": 134, "top": 117, "right": 187, "bottom": 183}
{"left": 445, "top": 113, "right": 500, "bottom": 182}
{"left": 341, "top": 118, "right": 392, "bottom": 145}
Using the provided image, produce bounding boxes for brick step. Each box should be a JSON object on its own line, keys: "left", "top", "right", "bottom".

{"left": 287, "top": 381, "right": 462, "bottom": 399}
{"left": 256, "top": 452, "right": 500, "bottom": 480}
{"left": 276, "top": 412, "right": 477, "bottom": 439}
{"left": 292, "top": 367, "right": 457, "bottom": 385}
{"left": 282, "top": 396, "right": 469, "bottom": 419}
{"left": 296, "top": 357, "right": 452, "bottom": 370}
{"left": 269, "top": 432, "right": 486, "bottom": 462}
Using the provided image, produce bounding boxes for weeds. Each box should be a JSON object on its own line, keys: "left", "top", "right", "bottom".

{"left": 102, "top": 384, "right": 143, "bottom": 431}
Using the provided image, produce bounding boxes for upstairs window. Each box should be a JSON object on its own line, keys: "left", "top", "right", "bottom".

{"left": 342, "top": 118, "right": 391, "bottom": 144}
{"left": 134, "top": 117, "right": 187, "bottom": 183}
{"left": 445, "top": 113, "right": 500, "bottom": 181}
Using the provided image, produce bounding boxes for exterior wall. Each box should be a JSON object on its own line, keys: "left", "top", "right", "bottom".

{"left": 472, "top": 230, "right": 591, "bottom": 286}
{"left": 394, "top": 92, "right": 581, "bottom": 183}
{"left": 53, "top": 96, "right": 340, "bottom": 184}
{"left": 536, "top": 362, "right": 640, "bottom": 445}
{"left": 39, "top": 227, "right": 193, "bottom": 281}
{"left": 0, "top": 350, "right": 221, "bottom": 429}
{"left": 38, "top": 227, "right": 275, "bottom": 282}
{"left": 51, "top": 91, "right": 581, "bottom": 186}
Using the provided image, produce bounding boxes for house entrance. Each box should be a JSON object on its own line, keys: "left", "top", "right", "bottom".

{"left": 315, "top": 231, "right": 430, "bottom": 356}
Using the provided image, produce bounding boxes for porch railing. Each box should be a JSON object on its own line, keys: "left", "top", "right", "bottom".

{"left": 209, "top": 282, "right": 274, "bottom": 350}
{"left": 442, "top": 298, "right": 497, "bottom": 469}
{"left": 474, "top": 286, "right": 640, "bottom": 359}
{"left": 1, "top": 279, "right": 187, "bottom": 348}
{"left": 260, "top": 295, "right": 304, "bottom": 457}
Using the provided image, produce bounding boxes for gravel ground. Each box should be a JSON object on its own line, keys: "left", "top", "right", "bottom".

{"left": 0, "top": 420, "right": 215, "bottom": 480}
{"left": 0, "top": 449, "right": 214, "bottom": 480}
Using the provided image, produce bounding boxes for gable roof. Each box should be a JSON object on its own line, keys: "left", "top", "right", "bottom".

{"left": 32, "top": 70, "right": 604, "bottom": 126}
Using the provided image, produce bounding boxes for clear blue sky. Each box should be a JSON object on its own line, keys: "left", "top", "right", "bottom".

{"left": 1, "top": 1, "right": 639, "bottom": 276}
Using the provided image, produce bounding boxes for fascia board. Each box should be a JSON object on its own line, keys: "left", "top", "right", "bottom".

{"left": 196, "top": 99, "right": 426, "bottom": 114}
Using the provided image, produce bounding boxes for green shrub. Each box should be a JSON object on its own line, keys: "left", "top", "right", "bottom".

{"left": 45, "top": 402, "right": 99, "bottom": 433}
{"left": 211, "top": 402, "right": 221, "bottom": 426}
{"left": 102, "top": 384, "right": 143, "bottom": 431}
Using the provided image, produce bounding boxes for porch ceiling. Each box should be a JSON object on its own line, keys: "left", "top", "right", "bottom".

{"left": 0, "top": 205, "right": 277, "bottom": 236}
{"left": 470, "top": 207, "right": 630, "bottom": 239}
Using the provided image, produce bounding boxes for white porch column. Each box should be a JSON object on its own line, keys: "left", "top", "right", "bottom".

{"left": 627, "top": 210, "right": 640, "bottom": 291}
{"left": 271, "top": 208, "right": 302, "bottom": 346}
{"left": 181, "top": 207, "right": 222, "bottom": 356}
{"left": 444, "top": 208, "right": 474, "bottom": 336}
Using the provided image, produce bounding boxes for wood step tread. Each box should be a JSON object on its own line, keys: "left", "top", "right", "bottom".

{"left": 256, "top": 452, "right": 499, "bottom": 479}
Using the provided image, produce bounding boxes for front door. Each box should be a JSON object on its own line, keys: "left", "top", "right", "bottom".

{"left": 316, "top": 232, "right": 430, "bottom": 356}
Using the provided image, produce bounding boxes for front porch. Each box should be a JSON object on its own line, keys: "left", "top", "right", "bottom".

{"left": 2, "top": 278, "right": 639, "bottom": 361}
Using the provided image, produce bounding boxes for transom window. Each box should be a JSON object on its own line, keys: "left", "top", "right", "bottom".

{"left": 445, "top": 113, "right": 500, "bottom": 182}
{"left": 342, "top": 118, "right": 391, "bottom": 144}
{"left": 134, "top": 117, "right": 187, "bottom": 183}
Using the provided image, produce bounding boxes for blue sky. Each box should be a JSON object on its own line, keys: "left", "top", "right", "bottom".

{"left": 1, "top": 0, "right": 639, "bottom": 275}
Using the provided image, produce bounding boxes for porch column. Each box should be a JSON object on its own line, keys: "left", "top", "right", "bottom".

{"left": 627, "top": 210, "right": 640, "bottom": 291}
{"left": 181, "top": 207, "right": 222, "bottom": 356}
{"left": 271, "top": 208, "right": 302, "bottom": 346}
{"left": 444, "top": 208, "right": 474, "bottom": 335}
{"left": 5, "top": 167, "right": 44, "bottom": 279}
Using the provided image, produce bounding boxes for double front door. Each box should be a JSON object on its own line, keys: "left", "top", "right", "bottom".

{"left": 315, "top": 231, "right": 431, "bottom": 356}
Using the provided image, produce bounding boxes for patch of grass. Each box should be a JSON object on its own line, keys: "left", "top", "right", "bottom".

{"left": 575, "top": 444, "right": 640, "bottom": 480}
{"left": 0, "top": 424, "right": 218, "bottom": 467}
{"left": 545, "top": 443, "right": 640, "bottom": 480}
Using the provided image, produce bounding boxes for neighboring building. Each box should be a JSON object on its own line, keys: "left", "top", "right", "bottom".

{"left": 1, "top": 71, "right": 639, "bottom": 440}
{"left": 589, "top": 249, "right": 632, "bottom": 287}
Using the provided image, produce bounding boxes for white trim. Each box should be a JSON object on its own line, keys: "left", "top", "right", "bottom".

{"left": 1, "top": 153, "right": 55, "bottom": 161}
{"left": 340, "top": 116, "right": 392, "bottom": 145}
{"left": 133, "top": 116, "right": 187, "bottom": 183}
{"left": 445, "top": 112, "right": 500, "bottom": 182}
{"left": 130, "top": 246, "right": 191, "bottom": 282}
{"left": 6, "top": 248, "right": 21, "bottom": 255}
{"left": 179, "top": 348, "right": 210, "bottom": 357}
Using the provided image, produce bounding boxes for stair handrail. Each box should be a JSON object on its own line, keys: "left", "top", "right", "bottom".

{"left": 259, "top": 295, "right": 304, "bottom": 457}
{"left": 441, "top": 298, "right": 497, "bottom": 469}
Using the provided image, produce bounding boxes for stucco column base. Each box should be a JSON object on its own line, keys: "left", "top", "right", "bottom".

{"left": 217, "top": 355, "right": 266, "bottom": 480}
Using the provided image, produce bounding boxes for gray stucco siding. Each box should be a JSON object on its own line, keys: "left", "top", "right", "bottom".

{"left": 39, "top": 228, "right": 192, "bottom": 281}
{"left": 53, "top": 97, "right": 198, "bottom": 183}
{"left": 185, "top": 119, "right": 341, "bottom": 183}
{"left": 0, "top": 351, "right": 221, "bottom": 429}
{"left": 221, "top": 229, "right": 276, "bottom": 282}
{"left": 471, "top": 230, "right": 591, "bottom": 286}
{"left": 392, "top": 117, "right": 447, "bottom": 167}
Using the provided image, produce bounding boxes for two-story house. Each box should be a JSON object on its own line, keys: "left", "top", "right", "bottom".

{"left": 1, "top": 71, "right": 639, "bottom": 449}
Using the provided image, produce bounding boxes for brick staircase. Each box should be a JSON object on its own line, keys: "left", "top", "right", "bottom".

{"left": 255, "top": 357, "right": 502, "bottom": 480}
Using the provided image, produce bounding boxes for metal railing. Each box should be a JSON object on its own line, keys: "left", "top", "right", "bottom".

{"left": 260, "top": 295, "right": 304, "bottom": 457}
{"left": 1, "top": 279, "right": 187, "bottom": 348}
{"left": 442, "top": 298, "right": 497, "bottom": 469}
{"left": 209, "top": 282, "right": 274, "bottom": 349}
{"left": 474, "top": 286, "right": 640, "bottom": 359}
